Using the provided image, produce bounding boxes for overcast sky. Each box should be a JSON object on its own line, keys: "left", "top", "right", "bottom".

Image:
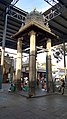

{"left": 15, "top": 0, "right": 51, "bottom": 13}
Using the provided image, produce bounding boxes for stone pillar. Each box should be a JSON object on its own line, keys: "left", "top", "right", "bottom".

{"left": 15, "top": 38, "right": 22, "bottom": 91}
{"left": 3, "top": 64, "right": 6, "bottom": 83}
{"left": 63, "top": 42, "right": 67, "bottom": 82}
{"left": 1, "top": 8, "right": 8, "bottom": 86}
{"left": 29, "top": 31, "right": 36, "bottom": 97}
{"left": 46, "top": 38, "right": 52, "bottom": 92}
{"left": 36, "top": 60, "right": 38, "bottom": 81}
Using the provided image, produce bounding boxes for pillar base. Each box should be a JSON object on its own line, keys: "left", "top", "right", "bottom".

{"left": 28, "top": 81, "right": 36, "bottom": 97}
{"left": 48, "top": 81, "right": 53, "bottom": 93}
{"left": 14, "top": 80, "right": 22, "bottom": 91}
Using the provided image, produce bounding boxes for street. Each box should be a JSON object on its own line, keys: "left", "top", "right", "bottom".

{"left": 0, "top": 85, "right": 67, "bottom": 119}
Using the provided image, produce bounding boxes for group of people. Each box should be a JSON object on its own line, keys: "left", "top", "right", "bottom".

{"left": 37, "top": 77, "right": 46, "bottom": 91}
{"left": 8, "top": 74, "right": 65, "bottom": 94}
{"left": 38, "top": 76, "right": 65, "bottom": 94}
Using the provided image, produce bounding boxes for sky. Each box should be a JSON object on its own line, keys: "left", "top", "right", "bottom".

{"left": 15, "top": 0, "right": 51, "bottom": 13}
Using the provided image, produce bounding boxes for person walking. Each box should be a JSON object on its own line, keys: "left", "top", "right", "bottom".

{"left": 61, "top": 79, "right": 65, "bottom": 95}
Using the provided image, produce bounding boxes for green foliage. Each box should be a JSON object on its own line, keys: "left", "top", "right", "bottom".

{"left": 52, "top": 43, "right": 67, "bottom": 63}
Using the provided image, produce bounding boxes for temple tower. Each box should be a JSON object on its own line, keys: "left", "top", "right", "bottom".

{"left": 12, "top": 9, "right": 56, "bottom": 96}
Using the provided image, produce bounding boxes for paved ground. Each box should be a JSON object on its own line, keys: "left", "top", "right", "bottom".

{"left": 0, "top": 84, "right": 67, "bottom": 119}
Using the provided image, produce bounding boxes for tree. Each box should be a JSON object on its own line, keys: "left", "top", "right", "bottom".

{"left": 52, "top": 43, "right": 67, "bottom": 63}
